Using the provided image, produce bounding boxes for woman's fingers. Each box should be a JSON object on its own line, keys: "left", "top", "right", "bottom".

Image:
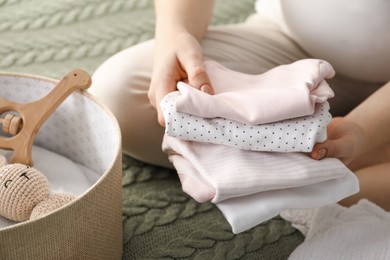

{"left": 149, "top": 72, "right": 178, "bottom": 126}
{"left": 177, "top": 36, "right": 214, "bottom": 94}
{"left": 311, "top": 140, "right": 344, "bottom": 160}
{"left": 201, "top": 84, "right": 214, "bottom": 95}
{"left": 310, "top": 117, "right": 364, "bottom": 165}
{"left": 149, "top": 33, "right": 215, "bottom": 127}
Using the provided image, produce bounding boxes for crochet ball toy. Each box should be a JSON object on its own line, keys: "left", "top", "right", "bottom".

{"left": 0, "top": 155, "right": 75, "bottom": 222}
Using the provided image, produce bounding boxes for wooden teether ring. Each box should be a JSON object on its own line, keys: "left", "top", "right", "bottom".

{"left": 0, "top": 69, "right": 91, "bottom": 165}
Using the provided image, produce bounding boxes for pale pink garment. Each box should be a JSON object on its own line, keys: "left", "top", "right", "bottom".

{"left": 176, "top": 59, "right": 335, "bottom": 124}
{"left": 163, "top": 135, "right": 352, "bottom": 203}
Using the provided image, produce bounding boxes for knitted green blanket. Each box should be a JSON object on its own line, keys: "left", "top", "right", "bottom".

{"left": 0, "top": 0, "right": 304, "bottom": 258}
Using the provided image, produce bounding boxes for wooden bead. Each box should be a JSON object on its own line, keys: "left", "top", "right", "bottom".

{"left": 10, "top": 115, "right": 23, "bottom": 135}
{"left": 1, "top": 114, "right": 22, "bottom": 135}
{"left": 2, "top": 114, "right": 14, "bottom": 134}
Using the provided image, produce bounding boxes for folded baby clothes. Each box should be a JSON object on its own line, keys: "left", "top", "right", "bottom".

{"left": 162, "top": 135, "right": 353, "bottom": 203}
{"left": 175, "top": 59, "right": 335, "bottom": 125}
{"left": 162, "top": 91, "right": 331, "bottom": 153}
{"left": 216, "top": 171, "right": 358, "bottom": 234}
{"left": 161, "top": 59, "right": 357, "bottom": 234}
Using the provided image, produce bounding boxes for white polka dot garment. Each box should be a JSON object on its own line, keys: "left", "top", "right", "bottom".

{"left": 161, "top": 91, "right": 331, "bottom": 152}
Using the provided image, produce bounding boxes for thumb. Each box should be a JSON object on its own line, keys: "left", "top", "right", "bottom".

{"left": 183, "top": 63, "right": 214, "bottom": 95}
{"left": 311, "top": 139, "right": 345, "bottom": 161}
{"left": 178, "top": 52, "right": 214, "bottom": 95}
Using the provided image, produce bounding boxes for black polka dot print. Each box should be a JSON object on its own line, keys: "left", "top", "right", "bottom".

{"left": 161, "top": 92, "right": 332, "bottom": 152}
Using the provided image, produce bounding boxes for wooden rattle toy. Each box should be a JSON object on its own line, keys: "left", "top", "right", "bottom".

{"left": 0, "top": 69, "right": 91, "bottom": 166}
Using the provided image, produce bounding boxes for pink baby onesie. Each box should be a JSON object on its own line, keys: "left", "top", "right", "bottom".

{"left": 163, "top": 135, "right": 352, "bottom": 203}
{"left": 175, "top": 59, "right": 335, "bottom": 124}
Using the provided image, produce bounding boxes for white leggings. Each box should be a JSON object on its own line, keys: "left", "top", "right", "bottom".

{"left": 89, "top": 14, "right": 382, "bottom": 168}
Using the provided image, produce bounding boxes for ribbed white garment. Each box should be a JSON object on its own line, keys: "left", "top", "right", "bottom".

{"left": 162, "top": 91, "right": 331, "bottom": 152}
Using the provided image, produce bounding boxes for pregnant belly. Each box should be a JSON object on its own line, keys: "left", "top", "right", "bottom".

{"left": 281, "top": 0, "right": 390, "bottom": 82}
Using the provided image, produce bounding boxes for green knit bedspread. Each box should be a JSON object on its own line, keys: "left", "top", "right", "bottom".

{"left": 0, "top": 0, "right": 304, "bottom": 259}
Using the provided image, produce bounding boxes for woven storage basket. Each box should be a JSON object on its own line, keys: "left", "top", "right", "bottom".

{"left": 0, "top": 72, "right": 122, "bottom": 259}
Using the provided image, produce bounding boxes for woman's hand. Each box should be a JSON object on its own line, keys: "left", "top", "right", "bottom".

{"left": 148, "top": 32, "right": 213, "bottom": 126}
{"left": 149, "top": 0, "right": 215, "bottom": 127}
{"left": 310, "top": 117, "right": 366, "bottom": 166}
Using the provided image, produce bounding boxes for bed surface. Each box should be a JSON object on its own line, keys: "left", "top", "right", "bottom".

{"left": 0, "top": 0, "right": 304, "bottom": 258}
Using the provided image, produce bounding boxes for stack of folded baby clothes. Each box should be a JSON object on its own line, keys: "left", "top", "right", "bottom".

{"left": 161, "top": 59, "right": 359, "bottom": 233}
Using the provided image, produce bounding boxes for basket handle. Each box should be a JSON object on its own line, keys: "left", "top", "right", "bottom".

{"left": 0, "top": 69, "right": 91, "bottom": 165}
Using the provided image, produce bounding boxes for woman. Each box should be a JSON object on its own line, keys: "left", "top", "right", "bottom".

{"left": 90, "top": 0, "right": 390, "bottom": 210}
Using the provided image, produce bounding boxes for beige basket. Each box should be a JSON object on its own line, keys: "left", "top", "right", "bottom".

{"left": 0, "top": 72, "right": 122, "bottom": 259}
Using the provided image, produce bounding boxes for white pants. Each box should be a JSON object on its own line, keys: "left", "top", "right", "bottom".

{"left": 89, "top": 14, "right": 382, "bottom": 168}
